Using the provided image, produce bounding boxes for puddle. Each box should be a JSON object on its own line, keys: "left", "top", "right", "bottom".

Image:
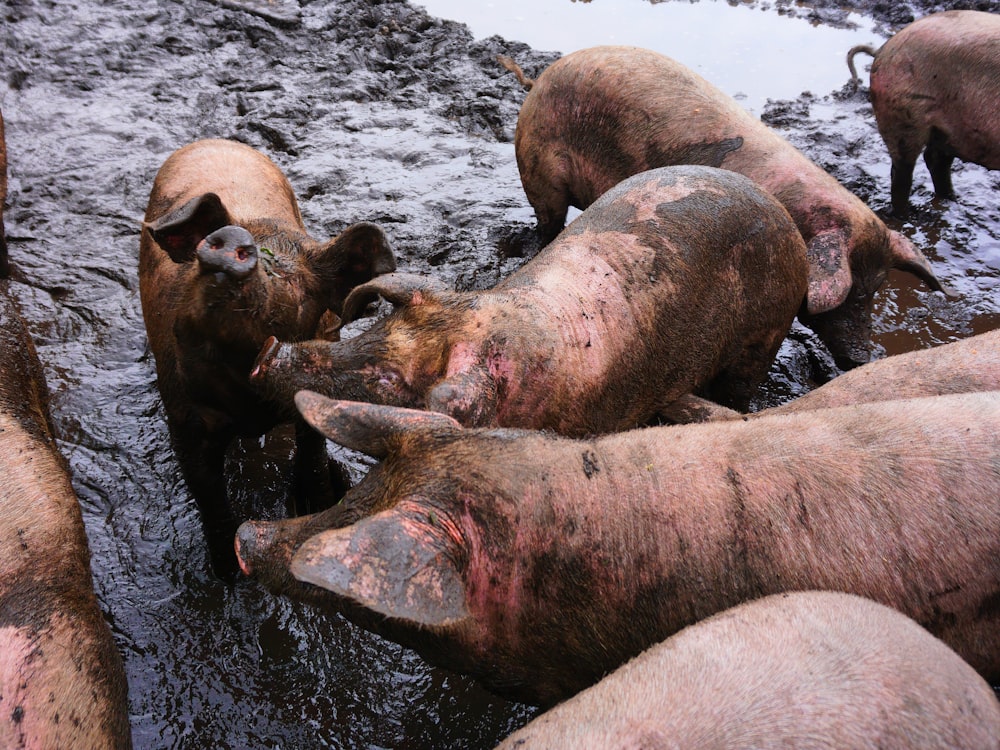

{"left": 416, "top": 0, "right": 881, "bottom": 113}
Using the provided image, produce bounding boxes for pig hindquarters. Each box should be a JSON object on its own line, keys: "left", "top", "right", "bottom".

{"left": 848, "top": 11, "right": 1000, "bottom": 214}
{"left": 0, "top": 289, "right": 132, "bottom": 749}
{"left": 251, "top": 166, "right": 808, "bottom": 436}
{"left": 504, "top": 45, "right": 948, "bottom": 370}
{"left": 236, "top": 390, "right": 1000, "bottom": 707}
{"left": 497, "top": 592, "right": 1000, "bottom": 750}
{"left": 138, "top": 139, "right": 395, "bottom": 571}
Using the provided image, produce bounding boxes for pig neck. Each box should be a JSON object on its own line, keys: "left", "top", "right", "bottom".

{"left": 720, "top": 127, "right": 874, "bottom": 242}
{"left": 474, "top": 237, "right": 652, "bottom": 435}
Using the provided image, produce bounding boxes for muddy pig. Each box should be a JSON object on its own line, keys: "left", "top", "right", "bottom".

{"left": 251, "top": 166, "right": 808, "bottom": 437}
{"left": 139, "top": 138, "right": 395, "bottom": 569}
{"left": 500, "top": 45, "right": 949, "bottom": 370}
{"left": 848, "top": 11, "right": 1000, "bottom": 214}
{"left": 676, "top": 328, "right": 1000, "bottom": 422}
{"left": 497, "top": 592, "right": 1000, "bottom": 750}
{"left": 235, "top": 390, "right": 1000, "bottom": 707}
{"left": 0, "top": 288, "right": 132, "bottom": 748}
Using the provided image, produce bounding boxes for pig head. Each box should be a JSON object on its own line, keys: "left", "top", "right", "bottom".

{"left": 496, "top": 591, "right": 1000, "bottom": 749}
{"left": 139, "top": 139, "right": 395, "bottom": 571}
{"left": 252, "top": 166, "right": 809, "bottom": 436}
{"left": 504, "top": 45, "right": 950, "bottom": 370}
{"left": 0, "top": 289, "right": 132, "bottom": 748}
{"left": 237, "top": 390, "right": 1000, "bottom": 707}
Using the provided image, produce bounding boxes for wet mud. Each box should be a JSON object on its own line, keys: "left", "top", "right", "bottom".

{"left": 1, "top": 0, "right": 997, "bottom": 747}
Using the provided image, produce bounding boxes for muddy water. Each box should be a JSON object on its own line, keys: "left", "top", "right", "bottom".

{"left": 0, "top": 0, "right": 997, "bottom": 747}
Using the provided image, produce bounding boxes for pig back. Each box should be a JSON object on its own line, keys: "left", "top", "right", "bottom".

{"left": 496, "top": 591, "right": 1000, "bottom": 749}
{"left": 141, "top": 138, "right": 302, "bottom": 229}
{"left": 515, "top": 45, "right": 763, "bottom": 210}
{"left": 491, "top": 165, "right": 807, "bottom": 431}
{"left": 0, "top": 289, "right": 132, "bottom": 749}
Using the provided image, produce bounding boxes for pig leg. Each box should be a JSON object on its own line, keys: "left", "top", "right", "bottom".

{"left": 291, "top": 418, "right": 351, "bottom": 516}
{"left": 701, "top": 337, "right": 785, "bottom": 411}
{"left": 923, "top": 129, "right": 956, "bottom": 200}
{"left": 885, "top": 131, "right": 926, "bottom": 214}
{"left": 167, "top": 417, "right": 241, "bottom": 578}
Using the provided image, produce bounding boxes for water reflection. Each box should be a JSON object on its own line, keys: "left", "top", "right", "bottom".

{"left": 416, "top": 0, "right": 879, "bottom": 112}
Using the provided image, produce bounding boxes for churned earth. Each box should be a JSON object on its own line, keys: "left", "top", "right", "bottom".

{"left": 0, "top": 0, "right": 997, "bottom": 746}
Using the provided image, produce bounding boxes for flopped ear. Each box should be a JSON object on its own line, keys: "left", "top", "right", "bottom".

{"left": 291, "top": 510, "right": 470, "bottom": 627}
{"left": 295, "top": 391, "right": 463, "bottom": 459}
{"left": 340, "top": 272, "right": 450, "bottom": 327}
{"left": 426, "top": 366, "right": 498, "bottom": 427}
{"left": 804, "top": 229, "right": 854, "bottom": 315}
{"left": 887, "top": 230, "right": 958, "bottom": 299}
{"left": 317, "top": 222, "right": 398, "bottom": 314}
{"left": 145, "top": 193, "right": 232, "bottom": 263}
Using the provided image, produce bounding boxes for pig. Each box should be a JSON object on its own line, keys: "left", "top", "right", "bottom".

{"left": 0, "top": 288, "right": 132, "bottom": 748}
{"left": 847, "top": 11, "right": 1000, "bottom": 214}
{"left": 251, "top": 166, "right": 809, "bottom": 438}
{"left": 499, "top": 45, "right": 950, "bottom": 370}
{"left": 235, "top": 390, "right": 1000, "bottom": 707}
{"left": 139, "top": 138, "right": 395, "bottom": 569}
{"left": 497, "top": 592, "right": 1000, "bottom": 750}
{"left": 1, "top": 109, "right": 7, "bottom": 278}
{"left": 676, "top": 328, "right": 1000, "bottom": 422}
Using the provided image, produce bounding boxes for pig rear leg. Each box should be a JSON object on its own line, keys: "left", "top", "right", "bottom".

{"left": 923, "top": 129, "right": 956, "bottom": 200}
{"left": 889, "top": 155, "right": 918, "bottom": 215}
{"left": 702, "top": 339, "right": 784, "bottom": 411}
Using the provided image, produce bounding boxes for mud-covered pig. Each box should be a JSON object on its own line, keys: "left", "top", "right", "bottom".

{"left": 683, "top": 328, "right": 1000, "bottom": 422}
{"left": 848, "top": 11, "right": 1000, "bottom": 214}
{"left": 0, "top": 288, "right": 132, "bottom": 748}
{"left": 497, "top": 592, "right": 1000, "bottom": 750}
{"left": 236, "top": 390, "right": 1000, "bottom": 707}
{"left": 500, "top": 45, "right": 949, "bottom": 370}
{"left": 252, "top": 166, "right": 808, "bottom": 435}
{"left": 139, "top": 139, "right": 395, "bottom": 559}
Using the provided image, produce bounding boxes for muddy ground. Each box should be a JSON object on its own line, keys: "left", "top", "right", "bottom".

{"left": 1, "top": 0, "right": 998, "bottom": 747}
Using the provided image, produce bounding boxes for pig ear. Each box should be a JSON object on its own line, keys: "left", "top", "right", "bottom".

{"left": 317, "top": 222, "right": 398, "bottom": 314}
{"left": 340, "top": 272, "right": 450, "bottom": 327}
{"left": 291, "top": 510, "right": 470, "bottom": 627}
{"left": 145, "top": 192, "right": 232, "bottom": 263}
{"left": 887, "top": 230, "right": 958, "bottom": 299}
{"left": 804, "top": 229, "right": 854, "bottom": 315}
{"left": 295, "top": 391, "right": 463, "bottom": 458}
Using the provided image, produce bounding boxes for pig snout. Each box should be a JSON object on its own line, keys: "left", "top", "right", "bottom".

{"left": 235, "top": 520, "right": 284, "bottom": 577}
{"left": 196, "top": 225, "right": 258, "bottom": 280}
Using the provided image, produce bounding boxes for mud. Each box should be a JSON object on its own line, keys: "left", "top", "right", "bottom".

{"left": 0, "top": 0, "right": 997, "bottom": 747}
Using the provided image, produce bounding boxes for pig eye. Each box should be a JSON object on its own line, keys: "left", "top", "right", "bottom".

{"left": 378, "top": 370, "right": 402, "bottom": 388}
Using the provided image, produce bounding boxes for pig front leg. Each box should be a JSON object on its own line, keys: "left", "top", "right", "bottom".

{"left": 166, "top": 412, "right": 241, "bottom": 578}
{"left": 291, "top": 418, "right": 351, "bottom": 516}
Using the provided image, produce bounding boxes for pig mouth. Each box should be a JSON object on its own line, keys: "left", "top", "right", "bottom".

{"left": 250, "top": 336, "right": 282, "bottom": 380}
